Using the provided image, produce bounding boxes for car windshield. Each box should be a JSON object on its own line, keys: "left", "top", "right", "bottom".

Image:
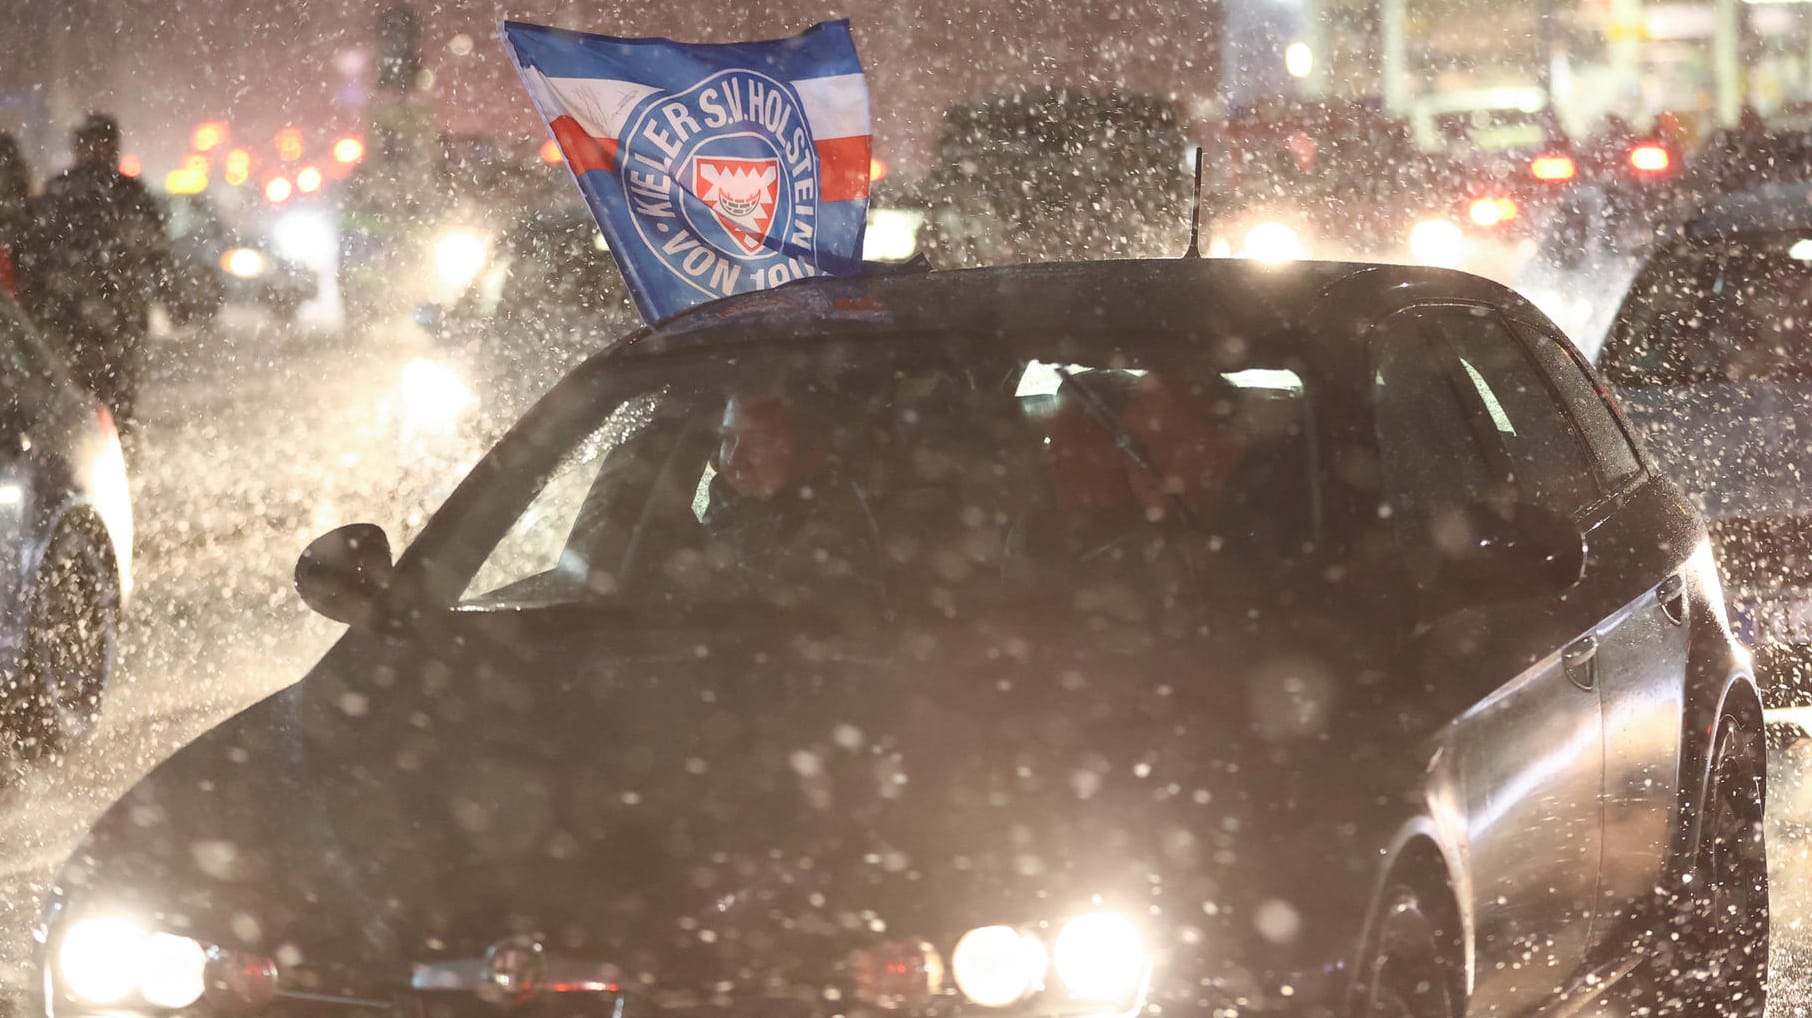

{"left": 1606, "top": 233, "right": 1812, "bottom": 383}
{"left": 423, "top": 333, "right": 1316, "bottom": 617}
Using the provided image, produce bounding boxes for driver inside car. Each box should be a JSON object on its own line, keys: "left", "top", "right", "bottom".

{"left": 700, "top": 383, "right": 883, "bottom": 606}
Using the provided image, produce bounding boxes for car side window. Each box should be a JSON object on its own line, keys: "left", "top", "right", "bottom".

{"left": 1509, "top": 320, "right": 1643, "bottom": 491}
{"left": 1369, "top": 314, "right": 1498, "bottom": 529}
{"left": 1423, "top": 310, "right": 1601, "bottom": 517}
{"left": 461, "top": 391, "right": 672, "bottom": 604}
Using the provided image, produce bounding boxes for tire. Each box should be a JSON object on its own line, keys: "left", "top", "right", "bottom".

{"left": 14, "top": 524, "right": 119, "bottom": 756}
{"left": 1657, "top": 717, "right": 1769, "bottom": 1018}
{"left": 1357, "top": 887, "right": 1459, "bottom": 1018}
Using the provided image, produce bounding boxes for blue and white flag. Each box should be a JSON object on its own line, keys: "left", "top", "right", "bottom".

{"left": 502, "top": 19, "right": 873, "bottom": 323}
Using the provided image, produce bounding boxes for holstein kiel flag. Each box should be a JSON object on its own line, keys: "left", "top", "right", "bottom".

{"left": 502, "top": 19, "right": 873, "bottom": 323}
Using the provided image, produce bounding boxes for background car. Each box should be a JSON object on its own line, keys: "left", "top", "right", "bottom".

{"left": 161, "top": 194, "right": 316, "bottom": 325}
{"left": 0, "top": 297, "right": 131, "bottom": 761}
{"left": 37, "top": 259, "right": 1762, "bottom": 1018}
{"left": 1596, "top": 180, "right": 1812, "bottom": 792}
{"left": 1203, "top": 97, "right": 1441, "bottom": 265}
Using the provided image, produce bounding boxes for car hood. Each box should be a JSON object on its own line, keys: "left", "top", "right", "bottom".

{"left": 54, "top": 601, "right": 1409, "bottom": 1007}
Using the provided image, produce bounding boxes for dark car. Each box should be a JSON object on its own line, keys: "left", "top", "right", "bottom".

{"left": 917, "top": 91, "right": 1190, "bottom": 267}
{"left": 1206, "top": 98, "right": 1438, "bottom": 265}
{"left": 1597, "top": 183, "right": 1812, "bottom": 695}
{"left": 0, "top": 295, "right": 131, "bottom": 758}
{"left": 38, "top": 261, "right": 1761, "bottom": 1018}
{"left": 162, "top": 195, "right": 316, "bottom": 325}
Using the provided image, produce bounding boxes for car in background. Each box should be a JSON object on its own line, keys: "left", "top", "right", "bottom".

{"left": 916, "top": 89, "right": 1190, "bottom": 266}
{"left": 0, "top": 295, "right": 131, "bottom": 761}
{"left": 36, "top": 259, "right": 1763, "bottom": 1018}
{"left": 1595, "top": 181, "right": 1812, "bottom": 773}
{"left": 162, "top": 195, "right": 316, "bottom": 324}
{"left": 1205, "top": 97, "right": 1441, "bottom": 265}
{"left": 1408, "top": 89, "right": 1585, "bottom": 278}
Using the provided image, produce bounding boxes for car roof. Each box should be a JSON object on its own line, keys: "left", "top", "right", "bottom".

{"left": 1688, "top": 180, "right": 1812, "bottom": 238}
{"left": 624, "top": 259, "right": 1534, "bottom": 367}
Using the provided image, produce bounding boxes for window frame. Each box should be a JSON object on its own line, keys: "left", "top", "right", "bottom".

{"left": 1398, "top": 301, "right": 1615, "bottom": 522}
{"left": 1503, "top": 314, "right": 1649, "bottom": 502}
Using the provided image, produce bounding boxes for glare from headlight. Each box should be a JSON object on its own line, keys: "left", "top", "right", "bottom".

{"left": 139, "top": 932, "right": 209, "bottom": 1009}
{"left": 435, "top": 230, "right": 489, "bottom": 288}
{"left": 1241, "top": 222, "right": 1304, "bottom": 263}
{"left": 270, "top": 210, "right": 336, "bottom": 269}
{"left": 221, "top": 247, "right": 267, "bottom": 278}
{"left": 1051, "top": 913, "right": 1148, "bottom": 1002}
{"left": 58, "top": 918, "right": 148, "bottom": 1004}
{"left": 951, "top": 925, "right": 1048, "bottom": 1008}
{"left": 862, "top": 208, "right": 924, "bottom": 262}
{"left": 1409, "top": 219, "right": 1466, "bottom": 266}
{"left": 399, "top": 357, "right": 474, "bottom": 433}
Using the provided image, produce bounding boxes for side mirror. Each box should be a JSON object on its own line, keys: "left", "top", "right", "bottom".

{"left": 1435, "top": 501, "right": 1586, "bottom": 598}
{"left": 295, "top": 523, "right": 394, "bottom": 627}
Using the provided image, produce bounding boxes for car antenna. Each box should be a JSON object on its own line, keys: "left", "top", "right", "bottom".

{"left": 1183, "top": 146, "right": 1205, "bottom": 258}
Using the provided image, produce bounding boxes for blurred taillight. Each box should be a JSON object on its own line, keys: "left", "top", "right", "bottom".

{"left": 1530, "top": 154, "right": 1576, "bottom": 181}
{"left": 1468, "top": 196, "right": 1519, "bottom": 227}
{"left": 1628, "top": 143, "right": 1671, "bottom": 173}
{"left": 852, "top": 940, "right": 945, "bottom": 1008}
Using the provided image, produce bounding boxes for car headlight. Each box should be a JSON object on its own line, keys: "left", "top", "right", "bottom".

{"left": 951, "top": 912, "right": 1149, "bottom": 1011}
{"left": 952, "top": 925, "right": 1049, "bottom": 1007}
{"left": 434, "top": 229, "right": 489, "bottom": 288}
{"left": 52, "top": 916, "right": 279, "bottom": 1013}
{"left": 1051, "top": 913, "right": 1148, "bottom": 1002}
{"left": 1240, "top": 222, "right": 1304, "bottom": 263}
{"left": 399, "top": 357, "right": 474, "bottom": 435}
{"left": 220, "top": 247, "right": 267, "bottom": 279}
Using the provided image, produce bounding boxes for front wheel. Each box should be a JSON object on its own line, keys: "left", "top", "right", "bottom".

{"left": 15, "top": 525, "right": 120, "bottom": 756}
{"left": 1357, "top": 888, "right": 1458, "bottom": 1018}
{"left": 1658, "top": 717, "right": 1769, "bottom": 1018}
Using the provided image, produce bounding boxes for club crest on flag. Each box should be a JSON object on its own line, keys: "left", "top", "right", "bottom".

{"left": 693, "top": 155, "right": 778, "bottom": 256}
{"left": 502, "top": 18, "right": 873, "bottom": 323}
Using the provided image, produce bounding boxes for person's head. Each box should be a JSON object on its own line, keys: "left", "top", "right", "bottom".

{"left": 0, "top": 133, "right": 28, "bottom": 208}
{"left": 717, "top": 388, "right": 833, "bottom": 499}
{"left": 73, "top": 114, "right": 120, "bottom": 170}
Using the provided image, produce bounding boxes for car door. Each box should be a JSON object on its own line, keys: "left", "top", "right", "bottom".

{"left": 1509, "top": 316, "right": 1689, "bottom": 955}
{"left": 1370, "top": 306, "right": 1605, "bottom": 1016}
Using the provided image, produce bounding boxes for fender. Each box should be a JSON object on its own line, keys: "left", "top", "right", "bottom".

{"left": 1669, "top": 539, "right": 1761, "bottom": 874}
{"left": 1349, "top": 812, "right": 1473, "bottom": 1013}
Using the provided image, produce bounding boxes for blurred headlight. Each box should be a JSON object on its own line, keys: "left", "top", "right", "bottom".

{"left": 952, "top": 925, "right": 1048, "bottom": 1008}
{"left": 400, "top": 357, "right": 474, "bottom": 434}
{"left": 1051, "top": 913, "right": 1148, "bottom": 1002}
{"left": 434, "top": 230, "right": 489, "bottom": 288}
{"left": 1409, "top": 219, "right": 1466, "bottom": 266}
{"left": 220, "top": 247, "right": 267, "bottom": 279}
{"left": 1240, "top": 222, "right": 1304, "bottom": 263}
{"left": 863, "top": 208, "right": 924, "bottom": 262}
{"left": 270, "top": 210, "right": 336, "bottom": 269}
{"left": 59, "top": 917, "right": 148, "bottom": 1004}
{"left": 53, "top": 916, "right": 277, "bottom": 1012}
{"left": 140, "top": 932, "right": 209, "bottom": 1008}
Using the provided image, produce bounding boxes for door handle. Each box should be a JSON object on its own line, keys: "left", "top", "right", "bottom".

{"left": 1564, "top": 635, "right": 1598, "bottom": 691}
{"left": 1657, "top": 574, "right": 1687, "bottom": 626}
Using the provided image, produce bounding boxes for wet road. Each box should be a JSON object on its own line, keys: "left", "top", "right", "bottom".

{"left": 0, "top": 305, "right": 1808, "bottom": 1013}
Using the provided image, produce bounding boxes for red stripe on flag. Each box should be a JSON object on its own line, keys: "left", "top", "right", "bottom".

{"left": 815, "top": 135, "right": 871, "bottom": 202}
{"left": 550, "top": 115, "right": 618, "bottom": 175}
